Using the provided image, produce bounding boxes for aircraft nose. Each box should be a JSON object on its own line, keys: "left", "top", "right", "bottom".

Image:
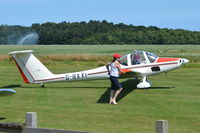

{"left": 180, "top": 58, "right": 189, "bottom": 64}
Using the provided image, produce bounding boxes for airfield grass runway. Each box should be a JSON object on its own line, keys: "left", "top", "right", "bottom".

{"left": 0, "top": 45, "right": 200, "bottom": 133}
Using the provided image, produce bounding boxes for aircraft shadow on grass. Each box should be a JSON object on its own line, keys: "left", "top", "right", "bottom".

{"left": 0, "top": 84, "right": 21, "bottom": 88}
{"left": 21, "top": 86, "right": 107, "bottom": 89}
{"left": 0, "top": 117, "right": 6, "bottom": 120}
{"left": 97, "top": 79, "right": 173, "bottom": 103}
{"left": 0, "top": 83, "right": 172, "bottom": 101}
{"left": 149, "top": 86, "right": 174, "bottom": 89}
{"left": 97, "top": 79, "right": 140, "bottom": 103}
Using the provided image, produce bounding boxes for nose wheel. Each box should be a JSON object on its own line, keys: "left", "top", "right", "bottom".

{"left": 137, "top": 76, "right": 151, "bottom": 89}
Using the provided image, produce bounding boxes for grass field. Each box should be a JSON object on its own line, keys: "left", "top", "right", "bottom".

{"left": 0, "top": 45, "right": 200, "bottom": 133}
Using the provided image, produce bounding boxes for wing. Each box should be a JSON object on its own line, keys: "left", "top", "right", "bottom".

{"left": 120, "top": 69, "right": 141, "bottom": 78}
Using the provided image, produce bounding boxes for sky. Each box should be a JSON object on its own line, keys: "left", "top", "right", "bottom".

{"left": 0, "top": 0, "right": 200, "bottom": 31}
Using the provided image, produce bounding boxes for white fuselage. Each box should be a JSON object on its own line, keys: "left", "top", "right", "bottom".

{"left": 35, "top": 57, "right": 184, "bottom": 83}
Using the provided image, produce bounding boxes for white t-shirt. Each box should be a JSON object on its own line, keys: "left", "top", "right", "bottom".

{"left": 110, "top": 61, "right": 119, "bottom": 77}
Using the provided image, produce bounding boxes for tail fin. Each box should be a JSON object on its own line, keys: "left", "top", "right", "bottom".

{"left": 9, "top": 50, "right": 55, "bottom": 84}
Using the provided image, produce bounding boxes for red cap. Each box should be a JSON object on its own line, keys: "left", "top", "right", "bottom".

{"left": 113, "top": 53, "right": 122, "bottom": 58}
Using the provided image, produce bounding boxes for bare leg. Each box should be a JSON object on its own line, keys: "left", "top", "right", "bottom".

{"left": 112, "top": 88, "right": 123, "bottom": 104}
{"left": 109, "top": 90, "right": 115, "bottom": 104}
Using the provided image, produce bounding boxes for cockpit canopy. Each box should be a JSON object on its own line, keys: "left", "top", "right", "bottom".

{"left": 120, "top": 51, "right": 158, "bottom": 66}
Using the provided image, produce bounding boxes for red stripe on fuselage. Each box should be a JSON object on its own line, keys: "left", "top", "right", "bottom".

{"left": 156, "top": 58, "right": 179, "bottom": 63}
{"left": 87, "top": 61, "right": 178, "bottom": 76}
{"left": 35, "top": 77, "right": 65, "bottom": 82}
{"left": 87, "top": 71, "right": 107, "bottom": 75}
{"left": 87, "top": 68, "right": 132, "bottom": 75}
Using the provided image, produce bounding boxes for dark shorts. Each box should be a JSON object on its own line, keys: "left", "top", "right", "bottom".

{"left": 109, "top": 76, "right": 122, "bottom": 90}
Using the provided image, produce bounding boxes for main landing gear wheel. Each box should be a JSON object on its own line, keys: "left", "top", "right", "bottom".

{"left": 137, "top": 76, "right": 151, "bottom": 89}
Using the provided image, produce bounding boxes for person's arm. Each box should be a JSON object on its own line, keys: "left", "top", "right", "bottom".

{"left": 115, "top": 61, "right": 125, "bottom": 74}
{"left": 106, "top": 63, "right": 111, "bottom": 75}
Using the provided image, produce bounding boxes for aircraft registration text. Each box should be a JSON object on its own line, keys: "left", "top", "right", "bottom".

{"left": 65, "top": 73, "right": 87, "bottom": 80}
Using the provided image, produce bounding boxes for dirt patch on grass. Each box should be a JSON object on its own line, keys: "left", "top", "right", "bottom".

{"left": 39, "top": 54, "right": 110, "bottom": 62}
{"left": 0, "top": 55, "right": 11, "bottom": 61}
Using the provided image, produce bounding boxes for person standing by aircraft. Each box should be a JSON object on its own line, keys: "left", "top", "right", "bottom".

{"left": 106, "top": 53, "right": 125, "bottom": 105}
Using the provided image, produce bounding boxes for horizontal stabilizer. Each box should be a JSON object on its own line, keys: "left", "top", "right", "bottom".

{"left": 8, "top": 50, "right": 33, "bottom": 55}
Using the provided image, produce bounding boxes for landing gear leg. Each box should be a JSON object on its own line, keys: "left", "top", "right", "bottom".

{"left": 137, "top": 76, "right": 151, "bottom": 89}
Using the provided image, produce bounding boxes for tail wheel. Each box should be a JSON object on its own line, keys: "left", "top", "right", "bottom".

{"left": 41, "top": 84, "right": 45, "bottom": 88}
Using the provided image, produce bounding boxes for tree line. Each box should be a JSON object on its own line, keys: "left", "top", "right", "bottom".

{"left": 1, "top": 20, "right": 200, "bottom": 45}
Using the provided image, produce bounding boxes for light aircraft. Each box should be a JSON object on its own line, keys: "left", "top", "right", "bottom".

{"left": 8, "top": 50, "right": 189, "bottom": 88}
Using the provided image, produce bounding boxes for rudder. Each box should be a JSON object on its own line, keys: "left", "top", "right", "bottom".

{"left": 9, "top": 50, "right": 55, "bottom": 84}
